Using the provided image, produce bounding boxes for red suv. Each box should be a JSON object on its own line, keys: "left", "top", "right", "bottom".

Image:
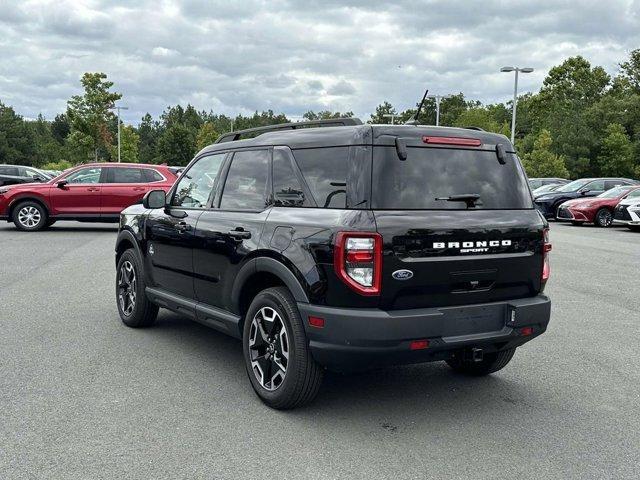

{"left": 0, "top": 163, "right": 177, "bottom": 231}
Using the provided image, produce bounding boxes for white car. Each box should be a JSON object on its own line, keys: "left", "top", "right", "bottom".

{"left": 613, "top": 189, "right": 640, "bottom": 230}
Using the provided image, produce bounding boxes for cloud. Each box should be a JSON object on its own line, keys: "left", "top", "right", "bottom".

{"left": 0, "top": 0, "right": 638, "bottom": 124}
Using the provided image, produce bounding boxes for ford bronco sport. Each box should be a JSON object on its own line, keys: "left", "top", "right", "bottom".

{"left": 114, "top": 118, "right": 552, "bottom": 409}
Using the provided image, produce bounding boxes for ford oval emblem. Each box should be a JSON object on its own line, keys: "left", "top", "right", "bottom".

{"left": 392, "top": 269, "right": 413, "bottom": 280}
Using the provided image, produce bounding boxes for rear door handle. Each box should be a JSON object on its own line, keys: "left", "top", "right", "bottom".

{"left": 133, "top": 187, "right": 146, "bottom": 192}
{"left": 228, "top": 228, "right": 251, "bottom": 240}
{"left": 86, "top": 187, "right": 100, "bottom": 192}
{"left": 176, "top": 221, "right": 191, "bottom": 233}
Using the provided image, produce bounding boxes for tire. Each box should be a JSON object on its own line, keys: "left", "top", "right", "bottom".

{"left": 12, "top": 201, "right": 48, "bottom": 231}
{"left": 629, "top": 226, "right": 640, "bottom": 232}
{"left": 45, "top": 219, "right": 57, "bottom": 227}
{"left": 116, "top": 248, "right": 158, "bottom": 328}
{"left": 242, "top": 286, "right": 324, "bottom": 409}
{"left": 446, "top": 348, "right": 516, "bottom": 376}
{"left": 594, "top": 208, "right": 613, "bottom": 228}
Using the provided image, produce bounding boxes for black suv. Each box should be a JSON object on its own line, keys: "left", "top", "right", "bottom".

{"left": 115, "top": 118, "right": 552, "bottom": 409}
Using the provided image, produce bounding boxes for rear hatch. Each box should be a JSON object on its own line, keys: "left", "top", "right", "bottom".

{"left": 371, "top": 130, "right": 545, "bottom": 310}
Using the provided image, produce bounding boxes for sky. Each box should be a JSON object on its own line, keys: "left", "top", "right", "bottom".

{"left": 1, "top": 0, "right": 639, "bottom": 124}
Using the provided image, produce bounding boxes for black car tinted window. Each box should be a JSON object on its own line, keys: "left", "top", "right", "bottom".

{"left": 219, "top": 150, "right": 269, "bottom": 211}
{"left": 273, "top": 149, "right": 307, "bottom": 207}
{"left": 171, "top": 153, "right": 225, "bottom": 208}
{"left": 586, "top": 179, "right": 605, "bottom": 191}
{"left": 292, "top": 147, "right": 348, "bottom": 208}
{"left": 109, "top": 167, "right": 145, "bottom": 183}
{"left": 372, "top": 146, "right": 532, "bottom": 209}
{"left": 0, "top": 166, "right": 19, "bottom": 176}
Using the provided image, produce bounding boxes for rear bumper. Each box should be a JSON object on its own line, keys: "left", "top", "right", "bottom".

{"left": 298, "top": 295, "right": 551, "bottom": 370}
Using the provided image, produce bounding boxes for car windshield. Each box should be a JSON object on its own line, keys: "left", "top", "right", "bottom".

{"left": 556, "top": 179, "right": 591, "bottom": 193}
{"left": 626, "top": 188, "right": 640, "bottom": 198}
{"left": 533, "top": 184, "right": 559, "bottom": 194}
{"left": 598, "top": 186, "right": 630, "bottom": 199}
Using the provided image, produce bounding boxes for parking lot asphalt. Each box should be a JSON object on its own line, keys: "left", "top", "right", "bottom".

{"left": 1, "top": 221, "right": 639, "bottom": 480}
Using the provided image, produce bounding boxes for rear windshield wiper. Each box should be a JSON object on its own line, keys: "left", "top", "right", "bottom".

{"left": 435, "top": 193, "right": 481, "bottom": 208}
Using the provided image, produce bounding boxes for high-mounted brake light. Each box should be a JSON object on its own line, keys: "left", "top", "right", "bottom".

{"left": 334, "top": 232, "right": 382, "bottom": 296}
{"left": 541, "top": 228, "right": 551, "bottom": 288}
{"left": 422, "top": 136, "right": 482, "bottom": 147}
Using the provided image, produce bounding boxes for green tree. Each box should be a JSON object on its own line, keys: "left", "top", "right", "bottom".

{"left": 138, "top": 113, "right": 160, "bottom": 164}
{"left": 303, "top": 110, "right": 354, "bottom": 121}
{"left": 530, "top": 56, "right": 611, "bottom": 176}
{"left": 66, "top": 72, "right": 122, "bottom": 162}
{"left": 51, "top": 113, "right": 70, "bottom": 145}
{"left": 0, "top": 102, "right": 36, "bottom": 164}
{"left": 597, "top": 123, "right": 636, "bottom": 177}
{"left": 196, "top": 122, "right": 219, "bottom": 151}
{"left": 619, "top": 48, "right": 640, "bottom": 92}
{"left": 454, "top": 107, "right": 508, "bottom": 135}
{"left": 156, "top": 124, "right": 196, "bottom": 165}
{"left": 521, "top": 130, "right": 570, "bottom": 178}
{"left": 369, "top": 101, "right": 398, "bottom": 124}
{"left": 110, "top": 125, "right": 139, "bottom": 163}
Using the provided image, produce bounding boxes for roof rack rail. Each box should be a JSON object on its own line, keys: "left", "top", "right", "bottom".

{"left": 215, "top": 117, "right": 363, "bottom": 143}
{"left": 464, "top": 126, "right": 485, "bottom": 131}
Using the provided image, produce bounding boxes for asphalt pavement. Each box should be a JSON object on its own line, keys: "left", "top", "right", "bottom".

{"left": 1, "top": 221, "right": 639, "bottom": 479}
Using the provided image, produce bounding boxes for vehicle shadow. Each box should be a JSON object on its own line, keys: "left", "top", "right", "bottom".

{"left": 150, "top": 311, "right": 548, "bottom": 422}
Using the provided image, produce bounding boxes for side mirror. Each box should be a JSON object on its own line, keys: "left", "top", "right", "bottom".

{"left": 33, "top": 175, "right": 45, "bottom": 182}
{"left": 579, "top": 188, "right": 590, "bottom": 195}
{"left": 275, "top": 190, "right": 305, "bottom": 207}
{"left": 56, "top": 180, "right": 68, "bottom": 189}
{"left": 143, "top": 189, "right": 167, "bottom": 209}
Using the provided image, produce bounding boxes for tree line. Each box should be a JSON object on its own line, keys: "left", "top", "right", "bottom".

{"left": 1, "top": 50, "right": 640, "bottom": 179}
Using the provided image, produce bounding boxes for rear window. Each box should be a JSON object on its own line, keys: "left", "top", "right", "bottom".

{"left": 372, "top": 147, "right": 532, "bottom": 210}
{"left": 292, "top": 147, "right": 348, "bottom": 208}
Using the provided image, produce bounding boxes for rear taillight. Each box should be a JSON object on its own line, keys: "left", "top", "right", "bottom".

{"left": 334, "top": 232, "right": 382, "bottom": 296}
{"left": 541, "top": 228, "right": 551, "bottom": 288}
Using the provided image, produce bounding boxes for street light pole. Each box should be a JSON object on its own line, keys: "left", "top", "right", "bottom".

{"left": 110, "top": 105, "right": 129, "bottom": 162}
{"left": 427, "top": 94, "right": 452, "bottom": 126}
{"left": 382, "top": 113, "right": 397, "bottom": 124}
{"left": 500, "top": 66, "right": 533, "bottom": 144}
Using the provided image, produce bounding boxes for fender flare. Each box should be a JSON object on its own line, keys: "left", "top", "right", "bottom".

{"left": 231, "top": 257, "right": 310, "bottom": 312}
{"left": 115, "top": 229, "right": 143, "bottom": 265}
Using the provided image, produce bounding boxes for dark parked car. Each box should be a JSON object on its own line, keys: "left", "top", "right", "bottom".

{"left": 115, "top": 118, "right": 552, "bottom": 409}
{"left": 0, "top": 164, "right": 52, "bottom": 186}
{"left": 534, "top": 177, "right": 637, "bottom": 219}
{"left": 0, "top": 163, "right": 177, "bottom": 231}
{"left": 528, "top": 177, "right": 569, "bottom": 190}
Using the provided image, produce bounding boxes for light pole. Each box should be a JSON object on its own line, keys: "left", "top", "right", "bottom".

{"left": 500, "top": 66, "right": 533, "bottom": 144}
{"left": 427, "top": 94, "right": 452, "bottom": 126}
{"left": 110, "top": 105, "right": 129, "bottom": 162}
{"left": 382, "top": 113, "right": 398, "bottom": 124}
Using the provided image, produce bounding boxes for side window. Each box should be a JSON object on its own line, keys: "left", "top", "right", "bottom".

{"left": 292, "top": 147, "right": 348, "bottom": 208}
{"left": 0, "top": 166, "right": 19, "bottom": 176}
{"left": 219, "top": 150, "right": 269, "bottom": 211}
{"left": 604, "top": 180, "right": 623, "bottom": 190}
{"left": 628, "top": 188, "right": 640, "bottom": 198}
{"left": 586, "top": 180, "right": 605, "bottom": 192}
{"left": 171, "top": 153, "right": 225, "bottom": 208}
{"left": 66, "top": 167, "right": 102, "bottom": 184}
{"left": 273, "top": 149, "right": 307, "bottom": 207}
{"left": 109, "top": 167, "right": 146, "bottom": 183}
{"left": 143, "top": 169, "right": 164, "bottom": 182}
{"left": 24, "top": 168, "right": 41, "bottom": 179}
